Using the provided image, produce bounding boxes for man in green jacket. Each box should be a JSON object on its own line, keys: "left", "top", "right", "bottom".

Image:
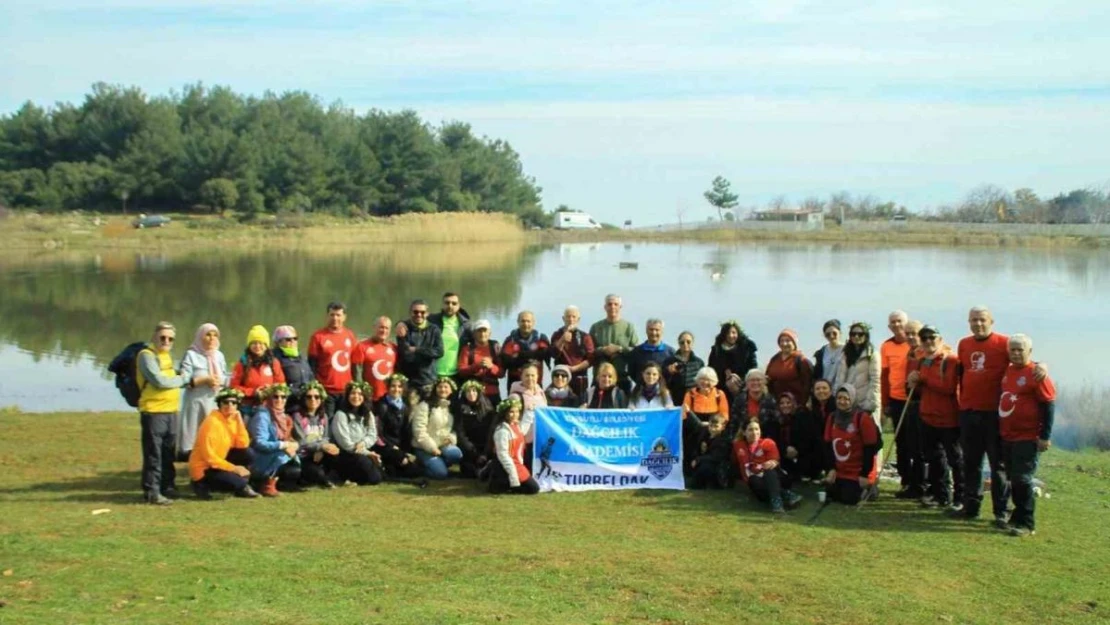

{"left": 589, "top": 293, "right": 639, "bottom": 394}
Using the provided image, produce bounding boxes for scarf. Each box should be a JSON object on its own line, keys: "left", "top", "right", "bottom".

{"left": 383, "top": 394, "right": 404, "bottom": 411}
{"left": 269, "top": 404, "right": 293, "bottom": 441}
{"left": 190, "top": 323, "right": 223, "bottom": 382}
{"left": 833, "top": 408, "right": 854, "bottom": 431}
{"left": 279, "top": 344, "right": 299, "bottom": 358}
{"left": 641, "top": 383, "right": 659, "bottom": 401}
{"left": 546, "top": 386, "right": 570, "bottom": 400}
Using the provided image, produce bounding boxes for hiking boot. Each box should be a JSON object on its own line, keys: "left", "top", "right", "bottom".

{"left": 993, "top": 516, "right": 1011, "bottom": 530}
{"left": 260, "top": 478, "right": 281, "bottom": 497}
{"left": 1009, "top": 526, "right": 1035, "bottom": 538}
{"left": 144, "top": 492, "right": 173, "bottom": 506}
{"left": 784, "top": 491, "right": 803, "bottom": 510}
{"left": 161, "top": 487, "right": 181, "bottom": 500}
{"left": 770, "top": 496, "right": 785, "bottom": 514}
{"left": 948, "top": 506, "right": 976, "bottom": 519}
{"left": 895, "top": 487, "right": 924, "bottom": 500}
{"left": 191, "top": 481, "right": 213, "bottom": 501}
{"left": 235, "top": 485, "right": 261, "bottom": 499}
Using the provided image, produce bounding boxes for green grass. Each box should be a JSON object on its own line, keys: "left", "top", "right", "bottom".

{"left": 1, "top": 412, "right": 1108, "bottom": 624}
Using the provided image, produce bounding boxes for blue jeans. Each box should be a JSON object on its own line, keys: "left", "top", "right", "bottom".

{"left": 415, "top": 445, "right": 463, "bottom": 479}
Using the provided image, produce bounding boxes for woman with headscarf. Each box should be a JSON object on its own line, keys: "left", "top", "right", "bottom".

{"left": 230, "top": 325, "right": 286, "bottom": 418}
{"left": 822, "top": 384, "right": 882, "bottom": 505}
{"left": 372, "top": 374, "right": 422, "bottom": 479}
{"left": 833, "top": 322, "right": 882, "bottom": 424}
{"left": 812, "top": 319, "right": 844, "bottom": 384}
{"left": 178, "top": 322, "right": 229, "bottom": 460}
{"left": 707, "top": 321, "right": 758, "bottom": 403}
{"left": 248, "top": 383, "right": 301, "bottom": 496}
{"left": 765, "top": 328, "right": 814, "bottom": 407}
{"left": 289, "top": 380, "right": 339, "bottom": 488}
{"left": 272, "top": 325, "right": 313, "bottom": 397}
{"left": 331, "top": 381, "right": 385, "bottom": 485}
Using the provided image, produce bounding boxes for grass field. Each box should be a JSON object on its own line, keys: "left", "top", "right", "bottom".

{"left": 1, "top": 411, "right": 1107, "bottom": 624}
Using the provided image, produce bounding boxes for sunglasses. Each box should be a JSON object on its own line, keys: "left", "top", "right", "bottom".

{"left": 411, "top": 309, "right": 428, "bottom": 315}
{"left": 920, "top": 335, "right": 939, "bottom": 341}
{"left": 553, "top": 373, "right": 570, "bottom": 378}
{"left": 157, "top": 336, "right": 175, "bottom": 343}
{"left": 217, "top": 399, "right": 239, "bottom": 406}
{"left": 280, "top": 337, "right": 298, "bottom": 342}
{"left": 272, "top": 394, "right": 289, "bottom": 400}
{"left": 304, "top": 394, "right": 322, "bottom": 401}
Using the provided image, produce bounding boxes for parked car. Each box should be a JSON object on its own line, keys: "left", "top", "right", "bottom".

{"left": 133, "top": 215, "right": 171, "bottom": 229}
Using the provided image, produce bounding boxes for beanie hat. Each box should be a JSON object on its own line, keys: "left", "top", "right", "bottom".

{"left": 778, "top": 328, "right": 800, "bottom": 349}
{"left": 551, "top": 364, "right": 572, "bottom": 377}
{"left": 822, "top": 319, "right": 841, "bottom": 333}
{"left": 272, "top": 325, "right": 297, "bottom": 343}
{"left": 246, "top": 325, "right": 270, "bottom": 348}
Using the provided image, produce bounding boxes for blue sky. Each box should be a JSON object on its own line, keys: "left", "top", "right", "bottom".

{"left": 2, "top": 0, "right": 1109, "bottom": 224}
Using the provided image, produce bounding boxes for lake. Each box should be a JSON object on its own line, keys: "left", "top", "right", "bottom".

{"left": 1, "top": 241, "right": 1107, "bottom": 414}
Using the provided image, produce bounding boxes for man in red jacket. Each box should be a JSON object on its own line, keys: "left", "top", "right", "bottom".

{"left": 998, "top": 333, "right": 1055, "bottom": 537}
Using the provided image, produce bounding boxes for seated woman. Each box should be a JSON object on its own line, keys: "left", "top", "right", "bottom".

{"left": 583, "top": 362, "right": 629, "bottom": 409}
{"left": 764, "top": 392, "right": 824, "bottom": 482}
{"left": 178, "top": 322, "right": 229, "bottom": 461}
{"left": 331, "top": 381, "right": 385, "bottom": 486}
{"left": 411, "top": 377, "right": 464, "bottom": 479}
{"left": 681, "top": 367, "right": 730, "bottom": 475}
{"left": 508, "top": 360, "right": 547, "bottom": 462}
{"left": 489, "top": 397, "right": 540, "bottom": 495}
{"left": 249, "top": 383, "right": 302, "bottom": 496}
{"left": 290, "top": 380, "right": 339, "bottom": 488}
{"left": 455, "top": 379, "right": 496, "bottom": 478}
{"left": 733, "top": 420, "right": 803, "bottom": 513}
{"left": 629, "top": 361, "right": 675, "bottom": 409}
{"left": 231, "top": 325, "right": 286, "bottom": 418}
{"left": 544, "top": 365, "right": 581, "bottom": 407}
{"left": 372, "top": 374, "right": 423, "bottom": 479}
{"left": 822, "top": 384, "right": 882, "bottom": 505}
{"left": 188, "top": 388, "right": 260, "bottom": 499}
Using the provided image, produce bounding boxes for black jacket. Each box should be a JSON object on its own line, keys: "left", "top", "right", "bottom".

{"left": 396, "top": 321, "right": 444, "bottom": 388}
{"left": 373, "top": 398, "right": 411, "bottom": 451}
{"left": 453, "top": 396, "right": 495, "bottom": 457}
{"left": 707, "top": 337, "right": 758, "bottom": 398}
{"left": 274, "top": 351, "right": 315, "bottom": 396}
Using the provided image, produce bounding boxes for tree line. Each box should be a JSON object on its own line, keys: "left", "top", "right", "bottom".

{"left": 706, "top": 177, "right": 1110, "bottom": 224}
{"left": 0, "top": 83, "right": 547, "bottom": 225}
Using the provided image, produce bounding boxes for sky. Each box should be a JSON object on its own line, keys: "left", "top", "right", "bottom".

{"left": 2, "top": 0, "right": 1109, "bottom": 225}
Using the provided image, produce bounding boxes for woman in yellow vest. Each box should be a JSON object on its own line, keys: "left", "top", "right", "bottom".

{"left": 136, "top": 321, "right": 187, "bottom": 505}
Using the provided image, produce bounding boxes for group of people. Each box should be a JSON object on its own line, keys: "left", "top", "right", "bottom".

{"left": 131, "top": 294, "right": 1056, "bottom": 537}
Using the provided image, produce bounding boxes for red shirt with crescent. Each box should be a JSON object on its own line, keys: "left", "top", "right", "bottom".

{"left": 731, "top": 438, "right": 780, "bottom": 483}
{"left": 308, "top": 327, "right": 357, "bottom": 395}
{"left": 958, "top": 333, "right": 1010, "bottom": 411}
{"left": 351, "top": 339, "right": 397, "bottom": 401}
{"left": 824, "top": 411, "right": 880, "bottom": 482}
{"left": 999, "top": 363, "right": 1056, "bottom": 442}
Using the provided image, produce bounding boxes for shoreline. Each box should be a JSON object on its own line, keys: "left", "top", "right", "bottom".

{"left": 2, "top": 211, "right": 1107, "bottom": 254}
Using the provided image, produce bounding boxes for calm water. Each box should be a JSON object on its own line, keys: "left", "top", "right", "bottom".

{"left": 1, "top": 242, "right": 1107, "bottom": 412}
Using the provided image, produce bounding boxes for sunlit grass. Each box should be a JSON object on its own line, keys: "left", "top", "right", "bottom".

{"left": 1, "top": 411, "right": 1107, "bottom": 624}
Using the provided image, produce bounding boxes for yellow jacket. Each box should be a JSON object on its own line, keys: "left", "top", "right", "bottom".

{"left": 136, "top": 346, "right": 183, "bottom": 413}
{"left": 189, "top": 409, "right": 251, "bottom": 481}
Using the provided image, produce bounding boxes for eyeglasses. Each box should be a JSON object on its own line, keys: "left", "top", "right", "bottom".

{"left": 304, "top": 394, "right": 322, "bottom": 401}
{"left": 157, "top": 336, "right": 175, "bottom": 343}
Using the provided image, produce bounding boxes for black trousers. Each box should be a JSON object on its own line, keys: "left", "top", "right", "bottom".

{"left": 891, "top": 399, "right": 926, "bottom": 490}
{"left": 781, "top": 454, "right": 824, "bottom": 482}
{"left": 140, "top": 412, "right": 177, "bottom": 495}
{"left": 198, "top": 448, "right": 255, "bottom": 492}
{"left": 299, "top": 453, "right": 337, "bottom": 486}
{"left": 274, "top": 460, "right": 302, "bottom": 490}
{"left": 747, "top": 468, "right": 790, "bottom": 504}
{"left": 827, "top": 478, "right": 864, "bottom": 505}
{"left": 960, "top": 410, "right": 1010, "bottom": 518}
{"left": 372, "top": 444, "right": 424, "bottom": 479}
{"left": 488, "top": 462, "right": 540, "bottom": 494}
{"left": 1003, "top": 440, "right": 1040, "bottom": 530}
{"left": 689, "top": 458, "right": 724, "bottom": 489}
{"left": 922, "top": 423, "right": 964, "bottom": 505}
{"left": 334, "top": 450, "right": 383, "bottom": 485}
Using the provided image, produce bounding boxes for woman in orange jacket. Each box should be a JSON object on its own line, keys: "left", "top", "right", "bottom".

{"left": 188, "top": 388, "right": 261, "bottom": 500}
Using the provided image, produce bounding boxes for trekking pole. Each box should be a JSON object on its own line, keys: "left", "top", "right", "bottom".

{"left": 882, "top": 386, "right": 916, "bottom": 469}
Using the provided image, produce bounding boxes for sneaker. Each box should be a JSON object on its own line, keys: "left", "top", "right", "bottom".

{"left": 784, "top": 491, "right": 803, "bottom": 510}
{"left": 235, "top": 485, "right": 261, "bottom": 499}
{"left": 191, "top": 481, "right": 213, "bottom": 501}
{"left": 947, "top": 502, "right": 964, "bottom": 514}
{"left": 144, "top": 492, "right": 173, "bottom": 506}
{"left": 323, "top": 481, "right": 338, "bottom": 490}
{"left": 1009, "top": 526, "right": 1035, "bottom": 538}
{"left": 161, "top": 487, "right": 181, "bottom": 500}
{"left": 920, "top": 496, "right": 941, "bottom": 508}
{"left": 993, "top": 517, "right": 1011, "bottom": 530}
{"left": 947, "top": 506, "right": 975, "bottom": 519}
{"left": 770, "top": 496, "right": 785, "bottom": 514}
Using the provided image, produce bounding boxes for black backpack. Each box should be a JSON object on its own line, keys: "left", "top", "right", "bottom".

{"left": 108, "top": 342, "right": 149, "bottom": 407}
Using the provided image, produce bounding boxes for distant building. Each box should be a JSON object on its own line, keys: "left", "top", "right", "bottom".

{"left": 750, "top": 208, "right": 825, "bottom": 230}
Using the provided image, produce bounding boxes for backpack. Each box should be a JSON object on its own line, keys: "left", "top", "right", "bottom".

{"left": 108, "top": 342, "right": 149, "bottom": 407}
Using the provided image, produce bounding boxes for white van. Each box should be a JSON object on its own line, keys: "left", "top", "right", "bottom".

{"left": 555, "top": 211, "right": 602, "bottom": 230}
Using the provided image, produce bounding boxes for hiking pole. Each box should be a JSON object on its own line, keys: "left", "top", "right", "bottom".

{"left": 882, "top": 386, "right": 916, "bottom": 470}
